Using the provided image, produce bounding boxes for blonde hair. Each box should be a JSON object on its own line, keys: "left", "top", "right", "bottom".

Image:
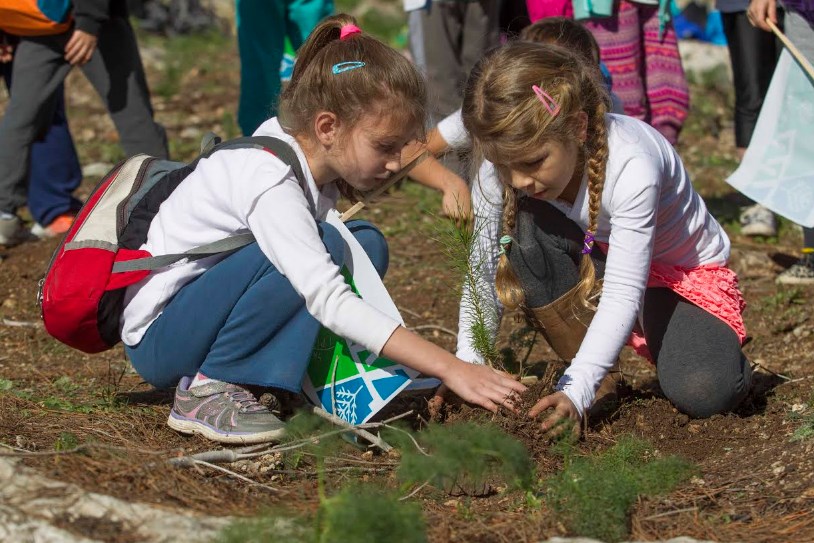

{"left": 462, "top": 42, "right": 609, "bottom": 310}
{"left": 278, "top": 14, "right": 427, "bottom": 200}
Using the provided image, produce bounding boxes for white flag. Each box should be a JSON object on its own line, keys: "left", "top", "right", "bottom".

{"left": 727, "top": 48, "right": 814, "bottom": 228}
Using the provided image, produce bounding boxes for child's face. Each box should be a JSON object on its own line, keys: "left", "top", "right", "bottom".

{"left": 332, "top": 112, "right": 417, "bottom": 192}
{"left": 504, "top": 139, "right": 582, "bottom": 203}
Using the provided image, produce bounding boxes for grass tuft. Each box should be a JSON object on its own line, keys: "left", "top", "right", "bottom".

{"left": 391, "top": 422, "right": 535, "bottom": 493}
{"left": 543, "top": 436, "right": 695, "bottom": 542}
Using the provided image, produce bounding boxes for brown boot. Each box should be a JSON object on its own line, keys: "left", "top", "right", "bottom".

{"left": 522, "top": 280, "right": 603, "bottom": 361}
{"left": 523, "top": 280, "right": 622, "bottom": 413}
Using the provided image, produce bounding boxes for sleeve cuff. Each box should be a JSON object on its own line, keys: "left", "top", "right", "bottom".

{"left": 74, "top": 17, "right": 103, "bottom": 36}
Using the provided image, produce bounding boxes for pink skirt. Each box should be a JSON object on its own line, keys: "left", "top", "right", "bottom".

{"left": 628, "top": 262, "right": 748, "bottom": 362}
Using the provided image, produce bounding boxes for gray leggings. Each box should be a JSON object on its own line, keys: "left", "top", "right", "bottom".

{"left": 508, "top": 197, "right": 752, "bottom": 418}
{"left": 0, "top": 17, "right": 168, "bottom": 215}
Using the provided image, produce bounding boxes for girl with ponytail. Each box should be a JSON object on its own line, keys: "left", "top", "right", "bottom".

{"left": 459, "top": 41, "right": 751, "bottom": 433}
{"left": 120, "top": 15, "right": 525, "bottom": 445}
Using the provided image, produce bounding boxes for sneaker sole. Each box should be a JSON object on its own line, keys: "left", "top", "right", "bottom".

{"left": 741, "top": 224, "right": 777, "bottom": 237}
{"left": 167, "top": 411, "right": 286, "bottom": 444}
{"left": 775, "top": 275, "right": 814, "bottom": 286}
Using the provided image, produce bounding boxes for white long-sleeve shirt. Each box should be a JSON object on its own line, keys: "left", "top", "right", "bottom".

{"left": 121, "top": 118, "right": 401, "bottom": 354}
{"left": 455, "top": 114, "right": 731, "bottom": 416}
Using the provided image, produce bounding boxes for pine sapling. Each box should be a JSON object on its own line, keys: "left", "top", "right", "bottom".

{"left": 390, "top": 421, "right": 535, "bottom": 495}
{"left": 434, "top": 203, "right": 501, "bottom": 367}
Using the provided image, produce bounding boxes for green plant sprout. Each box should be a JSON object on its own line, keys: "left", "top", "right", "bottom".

{"left": 217, "top": 410, "right": 427, "bottom": 543}
{"left": 543, "top": 436, "right": 695, "bottom": 542}
{"left": 790, "top": 392, "right": 814, "bottom": 442}
{"left": 434, "top": 201, "right": 501, "bottom": 367}
{"left": 390, "top": 421, "right": 535, "bottom": 494}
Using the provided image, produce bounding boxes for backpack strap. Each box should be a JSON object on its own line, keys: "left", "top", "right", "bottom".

{"left": 111, "top": 137, "right": 305, "bottom": 274}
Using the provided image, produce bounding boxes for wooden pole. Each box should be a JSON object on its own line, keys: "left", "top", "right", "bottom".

{"left": 339, "top": 151, "right": 429, "bottom": 223}
{"left": 768, "top": 18, "right": 814, "bottom": 81}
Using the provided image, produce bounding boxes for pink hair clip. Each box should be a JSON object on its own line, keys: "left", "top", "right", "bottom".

{"left": 532, "top": 85, "right": 560, "bottom": 117}
{"left": 340, "top": 24, "right": 362, "bottom": 40}
{"left": 581, "top": 232, "right": 595, "bottom": 255}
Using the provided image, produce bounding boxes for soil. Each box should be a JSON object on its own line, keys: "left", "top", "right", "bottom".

{"left": 1, "top": 32, "right": 814, "bottom": 543}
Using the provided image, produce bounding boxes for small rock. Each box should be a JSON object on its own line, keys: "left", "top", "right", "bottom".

{"left": 443, "top": 499, "right": 460, "bottom": 508}
{"left": 180, "top": 126, "right": 203, "bottom": 140}
{"left": 675, "top": 414, "right": 690, "bottom": 427}
{"left": 2, "top": 298, "right": 17, "bottom": 309}
{"left": 687, "top": 423, "right": 701, "bottom": 434}
{"left": 791, "top": 403, "right": 807, "bottom": 413}
{"left": 690, "top": 476, "right": 706, "bottom": 486}
{"left": 82, "top": 162, "right": 114, "bottom": 178}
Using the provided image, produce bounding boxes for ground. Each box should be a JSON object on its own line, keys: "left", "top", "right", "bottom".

{"left": 1, "top": 21, "right": 813, "bottom": 543}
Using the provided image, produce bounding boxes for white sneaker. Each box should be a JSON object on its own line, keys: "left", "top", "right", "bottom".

{"left": 739, "top": 204, "right": 777, "bottom": 237}
{"left": 0, "top": 215, "right": 32, "bottom": 246}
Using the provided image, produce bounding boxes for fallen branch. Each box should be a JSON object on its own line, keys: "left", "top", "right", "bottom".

{"left": 752, "top": 361, "right": 793, "bottom": 381}
{"left": 411, "top": 324, "right": 457, "bottom": 337}
{"left": 192, "top": 459, "right": 283, "bottom": 493}
{"left": 309, "top": 406, "right": 393, "bottom": 452}
{"left": 2, "top": 319, "right": 42, "bottom": 329}
{"left": 169, "top": 410, "right": 416, "bottom": 467}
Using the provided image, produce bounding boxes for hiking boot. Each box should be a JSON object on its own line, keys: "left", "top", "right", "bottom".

{"left": 776, "top": 253, "right": 814, "bottom": 285}
{"left": 0, "top": 214, "right": 33, "bottom": 246}
{"left": 31, "top": 213, "right": 75, "bottom": 240}
{"left": 739, "top": 204, "right": 777, "bottom": 237}
{"left": 168, "top": 376, "right": 286, "bottom": 444}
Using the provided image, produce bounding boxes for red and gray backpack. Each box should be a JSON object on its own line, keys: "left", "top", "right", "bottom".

{"left": 38, "top": 134, "right": 305, "bottom": 354}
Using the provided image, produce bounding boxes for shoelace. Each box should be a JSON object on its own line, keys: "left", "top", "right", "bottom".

{"left": 227, "top": 388, "right": 268, "bottom": 413}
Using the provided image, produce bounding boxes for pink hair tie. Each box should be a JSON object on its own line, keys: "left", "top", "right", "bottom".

{"left": 532, "top": 85, "right": 560, "bottom": 117}
{"left": 340, "top": 24, "right": 362, "bottom": 40}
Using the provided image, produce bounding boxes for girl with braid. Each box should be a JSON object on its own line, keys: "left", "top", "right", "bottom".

{"left": 457, "top": 41, "right": 752, "bottom": 434}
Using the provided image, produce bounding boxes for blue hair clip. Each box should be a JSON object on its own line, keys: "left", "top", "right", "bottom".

{"left": 497, "top": 235, "right": 513, "bottom": 256}
{"left": 332, "top": 61, "right": 366, "bottom": 75}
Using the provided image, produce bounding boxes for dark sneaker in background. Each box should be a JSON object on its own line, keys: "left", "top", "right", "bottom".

{"left": 776, "top": 253, "right": 814, "bottom": 286}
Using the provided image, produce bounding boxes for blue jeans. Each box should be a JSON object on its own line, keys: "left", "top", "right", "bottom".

{"left": 125, "top": 220, "right": 388, "bottom": 390}
{"left": 2, "top": 55, "right": 82, "bottom": 225}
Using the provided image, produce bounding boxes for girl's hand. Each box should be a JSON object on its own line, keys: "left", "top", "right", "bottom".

{"left": 747, "top": 0, "right": 777, "bottom": 31}
{"left": 528, "top": 391, "right": 582, "bottom": 439}
{"left": 444, "top": 361, "right": 526, "bottom": 413}
{"left": 0, "top": 43, "right": 12, "bottom": 64}
{"left": 441, "top": 180, "right": 472, "bottom": 223}
{"left": 65, "top": 30, "right": 98, "bottom": 66}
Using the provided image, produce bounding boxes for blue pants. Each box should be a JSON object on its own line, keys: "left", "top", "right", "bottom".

{"left": 2, "top": 54, "right": 82, "bottom": 225}
{"left": 125, "top": 220, "right": 388, "bottom": 390}
{"left": 236, "top": 0, "right": 333, "bottom": 135}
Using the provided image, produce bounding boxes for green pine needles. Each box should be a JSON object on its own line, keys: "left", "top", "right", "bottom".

{"left": 391, "top": 422, "right": 535, "bottom": 494}
{"left": 434, "top": 209, "right": 501, "bottom": 366}
{"left": 543, "top": 436, "right": 695, "bottom": 542}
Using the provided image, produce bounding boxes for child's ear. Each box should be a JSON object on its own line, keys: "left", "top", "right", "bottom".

{"left": 578, "top": 111, "right": 588, "bottom": 143}
{"left": 314, "top": 111, "right": 339, "bottom": 146}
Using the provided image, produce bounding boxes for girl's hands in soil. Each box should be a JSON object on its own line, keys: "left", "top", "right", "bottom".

{"left": 528, "top": 391, "right": 581, "bottom": 439}
{"left": 445, "top": 362, "right": 527, "bottom": 413}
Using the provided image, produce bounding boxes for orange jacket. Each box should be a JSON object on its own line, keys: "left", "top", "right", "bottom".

{"left": 0, "top": 0, "right": 73, "bottom": 36}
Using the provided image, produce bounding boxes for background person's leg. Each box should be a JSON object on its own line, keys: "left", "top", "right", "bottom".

{"left": 81, "top": 17, "right": 169, "bottom": 158}
{"left": 27, "top": 84, "right": 83, "bottom": 229}
{"left": 640, "top": 6, "right": 689, "bottom": 144}
{"left": 236, "top": 0, "right": 285, "bottom": 135}
{"left": 0, "top": 35, "right": 70, "bottom": 218}
{"left": 585, "top": 1, "right": 648, "bottom": 123}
